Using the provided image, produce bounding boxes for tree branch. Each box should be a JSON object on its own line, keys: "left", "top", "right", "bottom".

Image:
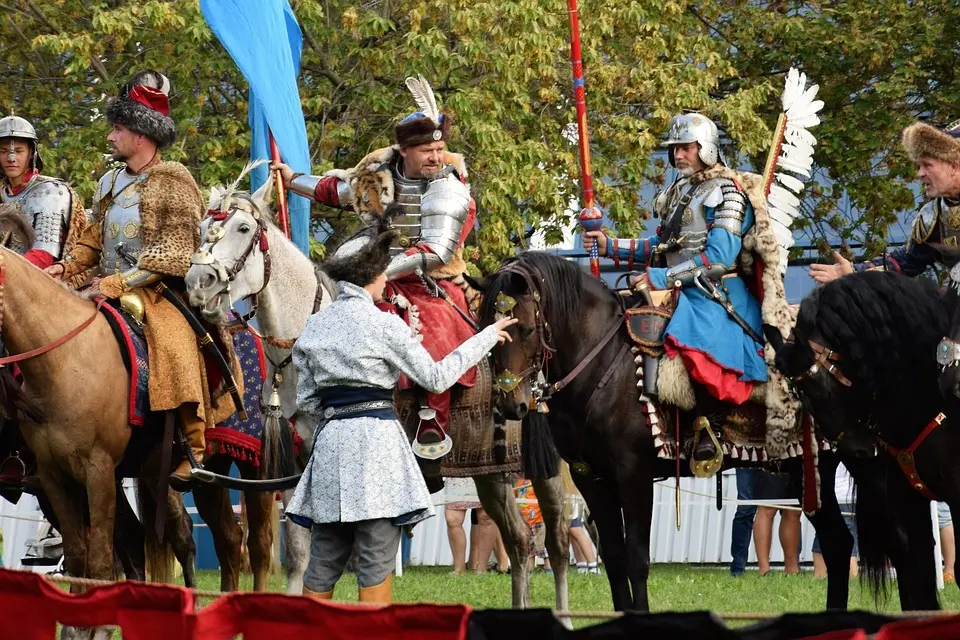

{"left": 24, "top": 0, "right": 110, "bottom": 82}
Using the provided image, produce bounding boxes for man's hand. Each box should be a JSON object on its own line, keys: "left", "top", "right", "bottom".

{"left": 44, "top": 263, "right": 65, "bottom": 280}
{"left": 808, "top": 251, "right": 854, "bottom": 284}
{"left": 269, "top": 162, "right": 295, "bottom": 188}
{"left": 79, "top": 277, "right": 103, "bottom": 301}
{"left": 582, "top": 230, "right": 608, "bottom": 257}
{"left": 629, "top": 272, "right": 650, "bottom": 290}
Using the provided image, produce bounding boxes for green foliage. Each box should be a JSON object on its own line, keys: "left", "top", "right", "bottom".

{"left": 1, "top": 0, "right": 957, "bottom": 269}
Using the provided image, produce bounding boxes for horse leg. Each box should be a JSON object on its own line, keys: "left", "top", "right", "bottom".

{"left": 802, "top": 454, "right": 852, "bottom": 609}
{"left": 531, "top": 474, "right": 569, "bottom": 613}
{"left": 83, "top": 451, "right": 118, "bottom": 582}
{"left": 113, "top": 484, "right": 146, "bottom": 581}
{"left": 574, "top": 475, "right": 632, "bottom": 611}
{"left": 898, "top": 489, "right": 939, "bottom": 610}
{"left": 164, "top": 489, "right": 198, "bottom": 588}
{"left": 474, "top": 473, "right": 532, "bottom": 608}
{"left": 615, "top": 453, "right": 653, "bottom": 612}
{"left": 240, "top": 460, "right": 275, "bottom": 592}
{"left": 282, "top": 487, "right": 311, "bottom": 594}
{"left": 40, "top": 470, "right": 87, "bottom": 587}
{"left": 192, "top": 455, "right": 243, "bottom": 591}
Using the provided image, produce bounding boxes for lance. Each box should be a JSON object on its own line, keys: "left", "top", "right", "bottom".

{"left": 269, "top": 130, "right": 292, "bottom": 240}
{"left": 567, "top": 0, "right": 601, "bottom": 278}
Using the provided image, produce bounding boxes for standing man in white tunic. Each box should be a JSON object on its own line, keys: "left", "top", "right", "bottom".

{"left": 286, "top": 211, "right": 516, "bottom": 604}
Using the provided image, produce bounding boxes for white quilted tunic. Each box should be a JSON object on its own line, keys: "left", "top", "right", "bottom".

{"left": 286, "top": 282, "right": 500, "bottom": 526}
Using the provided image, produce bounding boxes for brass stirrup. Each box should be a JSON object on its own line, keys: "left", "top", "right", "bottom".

{"left": 690, "top": 416, "right": 723, "bottom": 478}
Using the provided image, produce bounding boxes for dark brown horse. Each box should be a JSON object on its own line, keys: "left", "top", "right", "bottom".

{"left": 474, "top": 251, "right": 932, "bottom": 612}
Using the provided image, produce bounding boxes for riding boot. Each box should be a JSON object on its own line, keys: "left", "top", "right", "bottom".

{"left": 170, "top": 405, "right": 206, "bottom": 490}
{"left": 358, "top": 575, "right": 392, "bottom": 605}
{"left": 303, "top": 586, "right": 334, "bottom": 601}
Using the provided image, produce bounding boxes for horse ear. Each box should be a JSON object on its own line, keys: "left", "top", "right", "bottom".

{"left": 463, "top": 273, "right": 489, "bottom": 292}
{"left": 206, "top": 186, "right": 223, "bottom": 211}
{"left": 762, "top": 323, "right": 785, "bottom": 352}
{"left": 251, "top": 176, "right": 276, "bottom": 209}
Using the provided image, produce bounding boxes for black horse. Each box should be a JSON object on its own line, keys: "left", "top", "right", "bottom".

{"left": 766, "top": 270, "right": 955, "bottom": 606}
{"left": 472, "top": 251, "right": 896, "bottom": 611}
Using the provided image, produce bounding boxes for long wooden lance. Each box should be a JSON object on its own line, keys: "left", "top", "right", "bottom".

{"left": 269, "top": 130, "right": 292, "bottom": 240}
{"left": 568, "top": 0, "right": 601, "bottom": 278}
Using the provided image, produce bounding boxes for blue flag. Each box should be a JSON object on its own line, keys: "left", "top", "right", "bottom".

{"left": 200, "top": 0, "right": 311, "bottom": 254}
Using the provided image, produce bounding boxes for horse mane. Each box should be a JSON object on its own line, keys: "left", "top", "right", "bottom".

{"left": 0, "top": 204, "right": 36, "bottom": 248}
{"left": 479, "top": 252, "right": 591, "bottom": 337}
{"left": 800, "top": 271, "right": 947, "bottom": 400}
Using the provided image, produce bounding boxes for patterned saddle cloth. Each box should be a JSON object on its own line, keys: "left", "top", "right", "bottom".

{"left": 99, "top": 304, "right": 267, "bottom": 465}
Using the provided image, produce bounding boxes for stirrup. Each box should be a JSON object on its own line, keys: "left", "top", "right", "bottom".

{"left": 412, "top": 408, "right": 452, "bottom": 460}
{"left": 690, "top": 416, "right": 723, "bottom": 478}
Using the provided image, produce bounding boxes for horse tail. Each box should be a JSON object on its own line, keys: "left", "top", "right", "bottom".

{"left": 260, "top": 408, "right": 295, "bottom": 481}
{"left": 138, "top": 488, "right": 177, "bottom": 584}
{"left": 0, "top": 367, "right": 45, "bottom": 424}
{"left": 852, "top": 473, "right": 894, "bottom": 604}
{"left": 521, "top": 412, "right": 559, "bottom": 480}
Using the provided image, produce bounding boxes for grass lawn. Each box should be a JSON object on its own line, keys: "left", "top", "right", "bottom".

{"left": 194, "top": 564, "right": 960, "bottom": 618}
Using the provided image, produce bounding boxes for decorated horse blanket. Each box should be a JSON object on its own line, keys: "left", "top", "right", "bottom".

{"left": 100, "top": 304, "right": 267, "bottom": 464}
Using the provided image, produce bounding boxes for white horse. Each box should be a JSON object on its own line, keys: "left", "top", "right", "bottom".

{"left": 184, "top": 176, "right": 570, "bottom": 610}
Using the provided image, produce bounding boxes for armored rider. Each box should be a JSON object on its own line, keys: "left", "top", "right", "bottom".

{"left": 809, "top": 119, "right": 960, "bottom": 283}
{"left": 0, "top": 115, "right": 85, "bottom": 271}
{"left": 583, "top": 113, "right": 767, "bottom": 461}
{"left": 273, "top": 74, "right": 476, "bottom": 461}
{"left": 45, "top": 70, "right": 223, "bottom": 489}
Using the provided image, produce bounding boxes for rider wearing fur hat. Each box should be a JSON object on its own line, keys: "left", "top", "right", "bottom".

{"left": 273, "top": 75, "right": 478, "bottom": 462}
{"left": 46, "top": 70, "right": 230, "bottom": 489}
{"left": 809, "top": 119, "right": 960, "bottom": 283}
{"left": 287, "top": 209, "right": 514, "bottom": 603}
{"left": 0, "top": 115, "right": 86, "bottom": 270}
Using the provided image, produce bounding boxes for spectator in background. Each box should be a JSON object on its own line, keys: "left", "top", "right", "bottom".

{"left": 515, "top": 476, "right": 549, "bottom": 571}
{"left": 570, "top": 517, "right": 600, "bottom": 574}
{"left": 939, "top": 501, "right": 955, "bottom": 584}
{"left": 811, "top": 463, "right": 858, "bottom": 579}
{"left": 753, "top": 469, "right": 801, "bottom": 576}
{"left": 443, "top": 477, "right": 482, "bottom": 575}
{"left": 730, "top": 468, "right": 757, "bottom": 576}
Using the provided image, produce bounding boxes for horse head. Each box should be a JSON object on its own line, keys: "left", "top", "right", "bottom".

{"left": 185, "top": 162, "right": 275, "bottom": 324}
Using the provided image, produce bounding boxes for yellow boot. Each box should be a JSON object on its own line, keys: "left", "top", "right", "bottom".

{"left": 303, "top": 586, "right": 334, "bottom": 601}
{"left": 358, "top": 575, "right": 392, "bottom": 605}
{"left": 170, "top": 406, "right": 207, "bottom": 491}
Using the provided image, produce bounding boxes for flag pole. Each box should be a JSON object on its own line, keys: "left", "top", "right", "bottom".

{"left": 269, "top": 130, "right": 292, "bottom": 239}
{"left": 568, "top": 0, "right": 601, "bottom": 278}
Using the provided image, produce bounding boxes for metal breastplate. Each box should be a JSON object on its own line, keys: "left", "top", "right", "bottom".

{"left": 936, "top": 200, "right": 960, "bottom": 265}
{"left": 656, "top": 179, "right": 720, "bottom": 267}
{"left": 99, "top": 170, "right": 145, "bottom": 274}
{"left": 391, "top": 164, "right": 427, "bottom": 256}
{"left": 0, "top": 177, "right": 71, "bottom": 257}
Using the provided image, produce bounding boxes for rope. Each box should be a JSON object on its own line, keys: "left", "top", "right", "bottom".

{"left": 653, "top": 480, "right": 855, "bottom": 517}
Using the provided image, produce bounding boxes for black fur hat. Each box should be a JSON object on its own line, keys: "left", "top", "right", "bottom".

{"left": 322, "top": 207, "right": 400, "bottom": 287}
{"left": 106, "top": 69, "right": 177, "bottom": 149}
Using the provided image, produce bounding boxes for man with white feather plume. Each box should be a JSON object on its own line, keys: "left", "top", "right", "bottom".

{"left": 584, "top": 69, "right": 823, "bottom": 463}
{"left": 274, "top": 75, "right": 478, "bottom": 462}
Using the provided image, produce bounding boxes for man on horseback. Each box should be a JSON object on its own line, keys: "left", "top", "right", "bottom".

{"left": 583, "top": 113, "right": 769, "bottom": 464}
{"left": 809, "top": 119, "right": 960, "bottom": 283}
{"left": 0, "top": 115, "right": 85, "bottom": 270}
{"left": 45, "top": 70, "right": 222, "bottom": 489}
{"left": 273, "top": 74, "right": 477, "bottom": 461}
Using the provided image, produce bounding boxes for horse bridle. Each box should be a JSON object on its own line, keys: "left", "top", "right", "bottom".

{"left": 191, "top": 197, "right": 272, "bottom": 324}
{"left": 785, "top": 336, "right": 852, "bottom": 388}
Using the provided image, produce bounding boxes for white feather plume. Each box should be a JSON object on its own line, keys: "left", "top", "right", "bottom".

{"left": 213, "top": 159, "right": 269, "bottom": 211}
{"left": 404, "top": 74, "right": 441, "bottom": 125}
{"left": 763, "top": 67, "right": 824, "bottom": 276}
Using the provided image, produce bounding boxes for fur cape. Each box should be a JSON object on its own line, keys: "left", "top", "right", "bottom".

{"left": 902, "top": 122, "right": 960, "bottom": 167}
{"left": 325, "top": 145, "right": 471, "bottom": 280}
{"left": 658, "top": 164, "right": 802, "bottom": 459}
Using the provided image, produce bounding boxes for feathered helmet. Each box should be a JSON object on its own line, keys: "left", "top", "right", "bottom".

{"left": 394, "top": 75, "right": 452, "bottom": 148}
{"left": 322, "top": 206, "right": 401, "bottom": 286}
{"left": 902, "top": 118, "right": 960, "bottom": 168}
{"left": 106, "top": 69, "right": 176, "bottom": 149}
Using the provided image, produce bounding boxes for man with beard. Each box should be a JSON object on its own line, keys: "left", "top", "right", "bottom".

{"left": 273, "top": 75, "right": 477, "bottom": 468}
{"left": 0, "top": 115, "right": 85, "bottom": 271}
{"left": 809, "top": 119, "right": 960, "bottom": 282}
{"left": 45, "top": 70, "right": 224, "bottom": 489}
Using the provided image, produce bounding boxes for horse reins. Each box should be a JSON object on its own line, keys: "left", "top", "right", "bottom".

{"left": 788, "top": 338, "right": 852, "bottom": 388}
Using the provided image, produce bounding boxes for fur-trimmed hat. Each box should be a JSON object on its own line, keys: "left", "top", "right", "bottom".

{"left": 394, "top": 74, "right": 452, "bottom": 147}
{"left": 902, "top": 119, "right": 960, "bottom": 167}
{"left": 322, "top": 207, "right": 400, "bottom": 286}
{"left": 106, "top": 70, "right": 176, "bottom": 149}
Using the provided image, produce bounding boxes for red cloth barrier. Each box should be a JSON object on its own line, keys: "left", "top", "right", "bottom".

{"left": 874, "top": 614, "right": 960, "bottom": 640}
{"left": 0, "top": 568, "right": 194, "bottom": 640}
{"left": 195, "top": 593, "right": 470, "bottom": 640}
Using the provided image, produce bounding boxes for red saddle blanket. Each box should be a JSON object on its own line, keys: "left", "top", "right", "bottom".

{"left": 376, "top": 274, "right": 477, "bottom": 432}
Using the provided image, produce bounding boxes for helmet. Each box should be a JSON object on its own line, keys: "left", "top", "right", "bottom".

{"left": 0, "top": 115, "right": 43, "bottom": 171}
{"left": 661, "top": 112, "right": 720, "bottom": 168}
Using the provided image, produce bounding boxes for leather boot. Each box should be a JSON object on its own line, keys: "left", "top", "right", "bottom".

{"left": 303, "top": 586, "right": 334, "bottom": 601}
{"left": 170, "top": 406, "right": 206, "bottom": 491}
{"left": 358, "top": 574, "right": 392, "bottom": 604}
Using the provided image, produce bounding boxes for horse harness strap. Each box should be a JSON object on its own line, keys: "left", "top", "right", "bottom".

{"left": 805, "top": 339, "right": 852, "bottom": 387}
{"left": 878, "top": 412, "right": 943, "bottom": 501}
{"left": 551, "top": 312, "right": 627, "bottom": 394}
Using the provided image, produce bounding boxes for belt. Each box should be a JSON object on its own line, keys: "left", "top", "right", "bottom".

{"left": 319, "top": 400, "right": 395, "bottom": 421}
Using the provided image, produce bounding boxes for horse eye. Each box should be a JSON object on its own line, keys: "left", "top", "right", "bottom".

{"left": 238, "top": 224, "right": 251, "bottom": 233}
{"left": 521, "top": 326, "right": 535, "bottom": 339}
